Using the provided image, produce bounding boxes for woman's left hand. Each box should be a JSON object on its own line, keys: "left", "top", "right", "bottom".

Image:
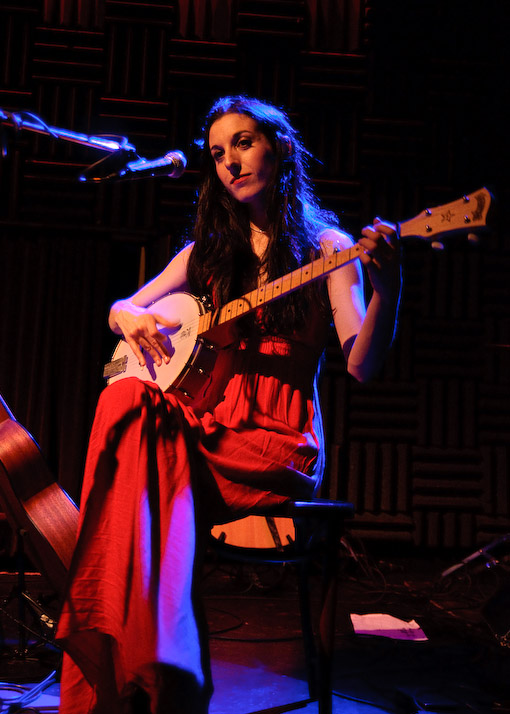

{"left": 358, "top": 218, "right": 402, "bottom": 301}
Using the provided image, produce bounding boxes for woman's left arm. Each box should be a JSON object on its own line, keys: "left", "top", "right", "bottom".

{"left": 323, "top": 220, "right": 402, "bottom": 383}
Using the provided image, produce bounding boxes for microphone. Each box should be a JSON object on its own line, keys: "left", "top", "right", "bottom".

{"left": 121, "top": 150, "right": 187, "bottom": 180}
{"left": 79, "top": 149, "right": 187, "bottom": 182}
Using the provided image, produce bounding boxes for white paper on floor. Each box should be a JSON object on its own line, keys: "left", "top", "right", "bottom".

{"left": 350, "top": 613, "right": 428, "bottom": 641}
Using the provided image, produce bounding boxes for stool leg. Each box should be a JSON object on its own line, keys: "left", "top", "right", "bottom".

{"left": 296, "top": 541, "right": 319, "bottom": 699}
{"left": 317, "top": 517, "right": 341, "bottom": 714}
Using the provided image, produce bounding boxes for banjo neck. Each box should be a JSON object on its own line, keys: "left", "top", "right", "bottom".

{"left": 198, "top": 243, "right": 362, "bottom": 340}
{"left": 198, "top": 186, "right": 492, "bottom": 341}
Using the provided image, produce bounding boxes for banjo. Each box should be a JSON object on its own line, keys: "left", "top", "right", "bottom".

{"left": 103, "top": 188, "right": 492, "bottom": 403}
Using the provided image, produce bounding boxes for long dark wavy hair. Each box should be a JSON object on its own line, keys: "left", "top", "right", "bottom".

{"left": 187, "top": 95, "right": 339, "bottom": 336}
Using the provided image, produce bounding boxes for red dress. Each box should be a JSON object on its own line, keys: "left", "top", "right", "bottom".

{"left": 56, "top": 315, "right": 329, "bottom": 714}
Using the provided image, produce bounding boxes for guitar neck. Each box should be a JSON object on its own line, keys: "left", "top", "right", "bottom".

{"left": 198, "top": 242, "right": 363, "bottom": 336}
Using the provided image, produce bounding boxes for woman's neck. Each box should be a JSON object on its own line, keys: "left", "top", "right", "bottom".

{"left": 250, "top": 226, "right": 269, "bottom": 260}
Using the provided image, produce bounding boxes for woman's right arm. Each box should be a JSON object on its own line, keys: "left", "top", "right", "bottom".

{"left": 108, "top": 242, "right": 193, "bottom": 367}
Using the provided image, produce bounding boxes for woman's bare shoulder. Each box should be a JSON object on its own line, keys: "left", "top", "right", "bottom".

{"left": 319, "top": 228, "right": 355, "bottom": 256}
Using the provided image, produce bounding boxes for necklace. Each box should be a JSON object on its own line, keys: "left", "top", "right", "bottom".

{"left": 250, "top": 224, "right": 268, "bottom": 234}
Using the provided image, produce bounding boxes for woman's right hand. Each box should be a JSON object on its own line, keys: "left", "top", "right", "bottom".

{"left": 110, "top": 300, "right": 180, "bottom": 367}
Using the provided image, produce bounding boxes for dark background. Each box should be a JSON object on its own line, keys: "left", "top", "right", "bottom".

{"left": 1, "top": 0, "right": 509, "bottom": 550}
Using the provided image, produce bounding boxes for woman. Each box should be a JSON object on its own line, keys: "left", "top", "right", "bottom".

{"left": 56, "top": 96, "right": 401, "bottom": 714}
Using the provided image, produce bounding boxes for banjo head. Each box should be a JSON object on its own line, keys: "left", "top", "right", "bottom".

{"left": 107, "top": 292, "right": 215, "bottom": 401}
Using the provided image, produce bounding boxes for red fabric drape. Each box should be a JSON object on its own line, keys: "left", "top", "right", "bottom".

{"left": 43, "top": 0, "right": 104, "bottom": 28}
{"left": 177, "top": 0, "right": 235, "bottom": 41}
{"left": 0, "top": 227, "right": 122, "bottom": 502}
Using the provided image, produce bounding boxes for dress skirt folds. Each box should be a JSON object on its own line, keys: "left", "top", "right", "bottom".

{"left": 56, "top": 333, "right": 326, "bottom": 714}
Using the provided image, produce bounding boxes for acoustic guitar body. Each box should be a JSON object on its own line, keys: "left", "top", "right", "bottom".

{"left": 0, "top": 395, "right": 79, "bottom": 598}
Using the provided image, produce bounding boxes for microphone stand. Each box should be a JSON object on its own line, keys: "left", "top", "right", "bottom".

{"left": 0, "top": 108, "right": 186, "bottom": 184}
{"left": 0, "top": 107, "right": 141, "bottom": 187}
{"left": 441, "top": 534, "right": 510, "bottom": 578}
{"left": 0, "top": 108, "right": 184, "bottom": 282}
{"left": 0, "top": 107, "right": 136, "bottom": 156}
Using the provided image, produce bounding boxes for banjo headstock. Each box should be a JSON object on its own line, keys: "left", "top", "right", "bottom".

{"left": 399, "top": 187, "right": 492, "bottom": 250}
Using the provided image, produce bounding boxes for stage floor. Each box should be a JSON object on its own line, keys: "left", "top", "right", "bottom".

{"left": 1, "top": 545, "right": 509, "bottom": 713}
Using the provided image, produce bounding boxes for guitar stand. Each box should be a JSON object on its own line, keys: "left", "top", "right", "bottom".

{"left": 1, "top": 527, "right": 58, "bottom": 667}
